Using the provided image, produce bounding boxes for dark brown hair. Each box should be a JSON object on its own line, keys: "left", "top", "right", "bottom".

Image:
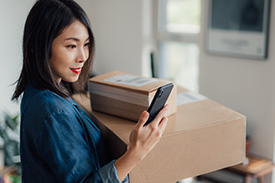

{"left": 12, "top": 0, "right": 95, "bottom": 100}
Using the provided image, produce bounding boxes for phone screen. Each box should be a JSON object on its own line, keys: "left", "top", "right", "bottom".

{"left": 144, "top": 83, "right": 174, "bottom": 126}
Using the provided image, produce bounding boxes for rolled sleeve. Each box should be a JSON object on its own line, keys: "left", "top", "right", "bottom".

{"left": 98, "top": 160, "right": 129, "bottom": 183}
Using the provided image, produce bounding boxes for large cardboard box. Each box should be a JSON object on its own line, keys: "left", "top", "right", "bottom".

{"left": 88, "top": 71, "right": 177, "bottom": 121}
{"left": 73, "top": 87, "right": 246, "bottom": 183}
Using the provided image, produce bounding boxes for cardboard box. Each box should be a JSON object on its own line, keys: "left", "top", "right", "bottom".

{"left": 73, "top": 87, "right": 246, "bottom": 183}
{"left": 88, "top": 71, "right": 177, "bottom": 121}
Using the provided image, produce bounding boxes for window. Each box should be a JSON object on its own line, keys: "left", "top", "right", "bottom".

{"left": 157, "top": 0, "right": 201, "bottom": 92}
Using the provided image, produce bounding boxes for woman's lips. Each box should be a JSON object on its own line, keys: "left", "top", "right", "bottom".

{"left": 70, "top": 67, "right": 82, "bottom": 74}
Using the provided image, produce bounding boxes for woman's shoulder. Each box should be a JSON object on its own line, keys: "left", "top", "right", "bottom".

{"left": 21, "top": 85, "right": 74, "bottom": 119}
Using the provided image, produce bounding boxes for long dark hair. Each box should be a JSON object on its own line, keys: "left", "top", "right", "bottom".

{"left": 12, "top": 0, "right": 95, "bottom": 100}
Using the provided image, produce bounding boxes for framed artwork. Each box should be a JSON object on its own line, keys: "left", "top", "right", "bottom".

{"left": 207, "top": 0, "right": 270, "bottom": 60}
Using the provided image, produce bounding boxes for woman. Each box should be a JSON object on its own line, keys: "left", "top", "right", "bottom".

{"left": 12, "top": 0, "right": 168, "bottom": 182}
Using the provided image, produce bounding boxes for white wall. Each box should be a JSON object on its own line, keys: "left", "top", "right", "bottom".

{"left": 0, "top": 0, "right": 35, "bottom": 118}
{"left": 199, "top": 1, "right": 275, "bottom": 182}
{"left": 76, "top": 0, "right": 154, "bottom": 77}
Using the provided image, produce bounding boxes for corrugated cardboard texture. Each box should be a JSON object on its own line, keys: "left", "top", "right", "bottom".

{"left": 72, "top": 88, "right": 246, "bottom": 183}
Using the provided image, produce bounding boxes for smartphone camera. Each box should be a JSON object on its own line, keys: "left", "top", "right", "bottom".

{"left": 158, "top": 89, "right": 163, "bottom": 98}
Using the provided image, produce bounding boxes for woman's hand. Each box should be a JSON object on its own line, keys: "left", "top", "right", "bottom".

{"left": 128, "top": 104, "right": 169, "bottom": 161}
{"left": 115, "top": 105, "right": 169, "bottom": 181}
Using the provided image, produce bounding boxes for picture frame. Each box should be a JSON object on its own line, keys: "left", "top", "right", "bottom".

{"left": 206, "top": 0, "right": 271, "bottom": 60}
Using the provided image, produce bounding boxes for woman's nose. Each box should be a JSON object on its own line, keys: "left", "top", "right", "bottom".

{"left": 77, "top": 48, "right": 88, "bottom": 63}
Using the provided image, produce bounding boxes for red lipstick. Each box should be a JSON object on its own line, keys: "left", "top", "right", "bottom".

{"left": 70, "top": 67, "right": 82, "bottom": 74}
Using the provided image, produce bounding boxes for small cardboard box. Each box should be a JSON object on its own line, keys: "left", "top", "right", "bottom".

{"left": 73, "top": 87, "right": 246, "bottom": 183}
{"left": 88, "top": 71, "right": 177, "bottom": 121}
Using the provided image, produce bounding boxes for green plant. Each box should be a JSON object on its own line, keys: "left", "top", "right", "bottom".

{"left": 1, "top": 165, "right": 21, "bottom": 183}
{"left": 7, "top": 174, "right": 21, "bottom": 183}
{"left": 0, "top": 112, "right": 20, "bottom": 166}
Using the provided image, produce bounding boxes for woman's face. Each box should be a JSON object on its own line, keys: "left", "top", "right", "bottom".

{"left": 49, "top": 20, "right": 90, "bottom": 83}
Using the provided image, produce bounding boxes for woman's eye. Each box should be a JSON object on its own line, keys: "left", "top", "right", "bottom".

{"left": 84, "top": 42, "right": 90, "bottom": 47}
{"left": 67, "top": 45, "right": 76, "bottom": 49}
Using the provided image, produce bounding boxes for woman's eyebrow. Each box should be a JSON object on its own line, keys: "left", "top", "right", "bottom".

{"left": 65, "top": 37, "right": 89, "bottom": 41}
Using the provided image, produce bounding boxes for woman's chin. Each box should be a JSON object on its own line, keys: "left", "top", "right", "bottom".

{"left": 63, "top": 77, "right": 79, "bottom": 83}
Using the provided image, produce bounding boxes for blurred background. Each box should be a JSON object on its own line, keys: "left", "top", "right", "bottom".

{"left": 1, "top": 0, "right": 275, "bottom": 182}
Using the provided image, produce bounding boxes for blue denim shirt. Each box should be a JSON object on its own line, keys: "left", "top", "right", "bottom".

{"left": 20, "top": 85, "right": 129, "bottom": 183}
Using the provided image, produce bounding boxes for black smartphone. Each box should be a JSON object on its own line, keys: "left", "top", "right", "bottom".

{"left": 144, "top": 83, "right": 174, "bottom": 126}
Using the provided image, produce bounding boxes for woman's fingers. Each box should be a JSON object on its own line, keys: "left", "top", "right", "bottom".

{"left": 158, "top": 116, "right": 168, "bottom": 134}
{"left": 150, "top": 104, "right": 169, "bottom": 127}
{"left": 137, "top": 111, "right": 149, "bottom": 128}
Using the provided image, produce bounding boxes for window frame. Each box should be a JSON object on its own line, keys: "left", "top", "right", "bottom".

{"left": 154, "top": 0, "right": 202, "bottom": 91}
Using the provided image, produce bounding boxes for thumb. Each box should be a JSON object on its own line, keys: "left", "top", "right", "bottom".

{"left": 137, "top": 111, "right": 149, "bottom": 128}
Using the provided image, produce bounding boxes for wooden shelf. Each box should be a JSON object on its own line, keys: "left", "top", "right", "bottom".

{"left": 198, "top": 154, "right": 275, "bottom": 183}
{"left": 227, "top": 154, "right": 274, "bottom": 175}
{"left": 226, "top": 154, "right": 275, "bottom": 183}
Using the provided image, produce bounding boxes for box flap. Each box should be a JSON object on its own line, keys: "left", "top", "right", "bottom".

{"left": 89, "top": 71, "right": 172, "bottom": 94}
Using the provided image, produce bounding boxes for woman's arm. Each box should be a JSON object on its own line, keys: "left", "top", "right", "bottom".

{"left": 115, "top": 104, "right": 169, "bottom": 181}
